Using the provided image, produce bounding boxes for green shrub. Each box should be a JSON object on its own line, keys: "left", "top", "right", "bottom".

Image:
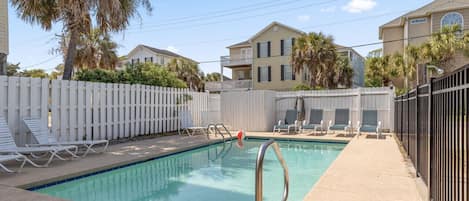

{"left": 74, "top": 63, "right": 187, "bottom": 88}
{"left": 293, "top": 84, "right": 312, "bottom": 91}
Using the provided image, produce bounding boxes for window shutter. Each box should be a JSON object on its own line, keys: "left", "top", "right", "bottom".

{"left": 268, "top": 66, "right": 272, "bottom": 82}
{"left": 292, "top": 38, "right": 296, "bottom": 46}
{"left": 267, "top": 41, "right": 271, "bottom": 57}
{"left": 257, "top": 67, "right": 261, "bottom": 82}
{"left": 292, "top": 70, "right": 296, "bottom": 80}
{"left": 257, "top": 43, "right": 261, "bottom": 58}
{"left": 280, "top": 40, "right": 284, "bottom": 56}
{"left": 281, "top": 65, "right": 285, "bottom": 81}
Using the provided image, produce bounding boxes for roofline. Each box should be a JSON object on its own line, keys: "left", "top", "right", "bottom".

{"left": 128, "top": 44, "right": 199, "bottom": 64}
{"left": 226, "top": 43, "right": 251, "bottom": 49}
{"left": 248, "top": 21, "right": 305, "bottom": 43}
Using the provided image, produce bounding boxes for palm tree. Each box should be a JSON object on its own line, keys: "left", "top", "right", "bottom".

{"left": 167, "top": 58, "right": 204, "bottom": 91}
{"left": 291, "top": 32, "right": 337, "bottom": 88}
{"left": 334, "top": 57, "right": 354, "bottom": 88}
{"left": 11, "top": 0, "right": 152, "bottom": 80}
{"left": 205, "top": 73, "right": 222, "bottom": 82}
{"left": 365, "top": 55, "right": 397, "bottom": 87}
{"left": 422, "top": 25, "right": 467, "bottom": 69}
{"left": 58, "top": 28, "right": 119, "bottom": 70}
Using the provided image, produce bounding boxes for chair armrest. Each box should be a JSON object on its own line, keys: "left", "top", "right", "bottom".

{"left": 328, "top": 120, "right": 333, "bottom": 131}
{"left": 278, "top": 120, "right": 282, "bottom": 125}
{"left": 377, "top": 121, "right": 382, "bottom": 133}
{"left": 320, "top": 120, "right": 324, "bottom": 129}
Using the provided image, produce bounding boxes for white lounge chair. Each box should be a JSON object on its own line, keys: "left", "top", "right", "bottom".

{"left": 357, "top": 110, "right": 383, "bottom": 138}
{"left": 0, "top": 116, "right": 78, "bottom": 167}
{"left": 23, "top": 117, "right": 109, "bottom": 157}
{"left": 0, "top": 154, "right": 29, "bottom": 173}
{"left": 178, "top": 111, "right": 208, "bottom": 136}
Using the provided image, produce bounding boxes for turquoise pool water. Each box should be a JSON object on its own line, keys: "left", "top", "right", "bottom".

{"left": 35, "top": 139, "right": 345, "bottom": 201}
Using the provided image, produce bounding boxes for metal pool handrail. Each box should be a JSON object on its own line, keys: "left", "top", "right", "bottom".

{"left": 255, "top": 139, "right": 289, "bottom": 201}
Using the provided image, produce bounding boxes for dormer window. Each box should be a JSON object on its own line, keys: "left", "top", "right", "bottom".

{"left": 441, "top": 12, "right": 464, "bottom": 30}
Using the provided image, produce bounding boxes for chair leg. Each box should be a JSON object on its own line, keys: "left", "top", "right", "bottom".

{"left": 0, "top": 163, "right": 15, "bottom": 173}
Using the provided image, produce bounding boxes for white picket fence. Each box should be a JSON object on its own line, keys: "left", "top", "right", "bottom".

{"left": 0, "top": 76, "right": 210, "bottom": 146}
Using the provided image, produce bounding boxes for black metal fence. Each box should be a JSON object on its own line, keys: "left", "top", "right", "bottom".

{"left": 395, "top": 65, "right": 468, "bottom": 201}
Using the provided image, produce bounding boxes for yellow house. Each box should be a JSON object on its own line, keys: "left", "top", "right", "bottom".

{"left": 216, "top": 22, "right": 365, "bottom": 92}
{"left": 0, "top": 0, "right": 8, "bottom": 75}
{"left": 380, "top": 0, "right": 469, "bottom": 72}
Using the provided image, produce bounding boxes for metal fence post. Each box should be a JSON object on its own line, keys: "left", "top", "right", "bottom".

{"left": 428, "top": 78, "right": 433, "bottom": 201}
{"left": 416, "top": 86, "right": 419, "bottom": 178}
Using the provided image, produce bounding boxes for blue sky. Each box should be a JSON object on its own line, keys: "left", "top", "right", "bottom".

{"left": 6, "top": 0, "right": 433, "bottom": 77}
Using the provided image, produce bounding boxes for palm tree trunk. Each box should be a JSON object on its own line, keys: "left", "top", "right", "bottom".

{"left": 62, "top": 29, "right": 79, "bottom": 80}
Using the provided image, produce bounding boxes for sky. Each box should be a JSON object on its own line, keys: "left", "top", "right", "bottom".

{"left": 5, "top": 0, "right": 434, "bottom": 77}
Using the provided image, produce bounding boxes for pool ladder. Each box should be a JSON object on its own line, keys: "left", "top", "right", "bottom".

{"left": 255, "top": 139, "right": 289, "bottom": 201}
{"left": 207, "top": 123, "right": 233, "bottom": 142}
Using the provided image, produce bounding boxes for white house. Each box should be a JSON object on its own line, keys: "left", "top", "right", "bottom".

{"left": 119, "top": 44, "right": 196, "bottom": 69}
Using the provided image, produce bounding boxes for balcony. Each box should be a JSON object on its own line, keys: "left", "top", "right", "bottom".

{"left": 221, "top": 56, "right": 252, "bottom": 68}
{"left": 205, "top": 80, "right": 252, "bottom": 92}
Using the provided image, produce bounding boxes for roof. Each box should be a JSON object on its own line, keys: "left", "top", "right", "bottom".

{"left": 380, "top": 0, "right": 469, "bottom": 38}
{"left": 227, "top": 40, "right": 251, "bottom": 48}
{"left": 129, "top": 44, "right": 198, "bottom": 63}
{"left": 248, "top": 21, "right": 305, "bottom": 42}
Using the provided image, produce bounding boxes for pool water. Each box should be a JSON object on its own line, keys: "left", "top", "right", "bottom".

{"left": 35, "top": 139, "right": 345, "bottom": 201}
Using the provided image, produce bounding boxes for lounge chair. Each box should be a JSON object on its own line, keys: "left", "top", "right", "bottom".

{"left": 273, "top": 109, "right": 299, "bottom": 134}
{"left": 179, "top": 111, "right": 208, "bottom": 136}
{"left": 301, "top": 109, "right": 325, "bottom": 134}
{"left": 357, "top": 110, "right": 382, "bottom": 138}
{"left": 0, "top": 116, "right": 78, "bottom": 167}
{"left": 328, "top": 109, "right": 352, "bottom": 134}
{"left": 0, "top": 154, "right": 29, "bottom": 173}
{"left": 23, "top": 117, "right": 109, "bottom": 157}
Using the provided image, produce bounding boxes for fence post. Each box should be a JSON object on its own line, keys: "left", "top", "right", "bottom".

{"left": 428, "top": 78, "right": 434, "bottom": 201}
{"left": 415, "top": 86, "right": 419, "bottom": 178}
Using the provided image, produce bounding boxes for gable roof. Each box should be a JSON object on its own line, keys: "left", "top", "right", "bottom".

{"left": 248, "top": 21, "right": 305, "bottom": 42}
{"left": 227, "top": 40, "right": 251, "bottom": 48}
{"left": 128, "top": 44, "right": 198, "bottom": 63}
{"left": 380, "top": 0, "right": 469, "bottom": 38}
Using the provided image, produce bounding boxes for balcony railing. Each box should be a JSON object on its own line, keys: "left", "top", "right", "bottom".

{"left": 221, "top": 56, "right": 252, "bottom": 67}
{"left": 205, "top": 80, "right": 252, "bottom": 92}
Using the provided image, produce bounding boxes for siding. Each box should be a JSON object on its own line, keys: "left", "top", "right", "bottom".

{"left": 407, "top": 16, "right": 431, "bottom": 47}
{"left": 0, "top": 0, "right": 8, "bottom": 55}
{"left": 382, "top": 26, "right": 405, "bottom": 56}
{"left": 252, "top": 25, "right": 305, "bottom": 91}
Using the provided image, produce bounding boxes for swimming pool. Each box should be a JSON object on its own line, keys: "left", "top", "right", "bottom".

{"left": 34, "top": 139, "right": 346, "bottom": 201}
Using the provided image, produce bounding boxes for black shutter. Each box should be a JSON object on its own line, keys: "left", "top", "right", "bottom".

{"left": 267, "top": 41, "right": 271, "bottom": 57}
{"left": 280, "top": 40, "right": 284, "bottom": 56}
{"left": 257, "top": 43, "right": 261, "bottom": 58}
{"left": 268, "top": 66, "right": 272, "bottom": 82}
{"left": 257, "top": 67, "right": 261, "bottom": 82}
{"left": 281, "top": 65, "right": 285, "bottom": 81}
{"left": 292, "top": 38, "right": 296, "bottom": 46}
{"left": 292, "top": 69, "right": 296, "bottom": 80}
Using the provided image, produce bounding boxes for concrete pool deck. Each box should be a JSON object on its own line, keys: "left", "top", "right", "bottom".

{"left": 0, "top": 132, "right": 424, "bottom": 201}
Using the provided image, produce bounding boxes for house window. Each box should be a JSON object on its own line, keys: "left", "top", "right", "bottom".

{"left": 131, "top": 58, "right": 140, "bottom": 65}
{"left": 281, "top": 38, "right": 295, "bottom": 56}
{"left": 441, "top": 12, "right": 464, "bottom": 30}
{"left": 410, "top": 18, "right": 427, "bottom": 25}
{"left": 281, "top": 65, "right": 295, "bottom": 81}
{"left": 257, "top": 42, "right": 271, "bottom": 58}
{"left": 257, "top": 66, "right": 271, "bottom": 82}
{"left": 144, "top": 57, "right": 153, "bottom": 63}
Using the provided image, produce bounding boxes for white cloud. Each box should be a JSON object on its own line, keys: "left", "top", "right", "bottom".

{"left": 166, "top": 46, "right": 179, "bottom": 53}
{"left": 297, "top": 15, "right": 311, "bottom": 22}
{"left": 320, "top": 6, "right": 337, "bottom": 13}
{"left": 342, "top": 0, "right": 377, "bottom": 13}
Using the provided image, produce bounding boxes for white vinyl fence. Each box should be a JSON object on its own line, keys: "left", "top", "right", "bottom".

{"left": 0, "top": 76, "right": 210, "bottom": 146}
{"left": 221, "top": 87, "right": 395, "bottom": 132}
